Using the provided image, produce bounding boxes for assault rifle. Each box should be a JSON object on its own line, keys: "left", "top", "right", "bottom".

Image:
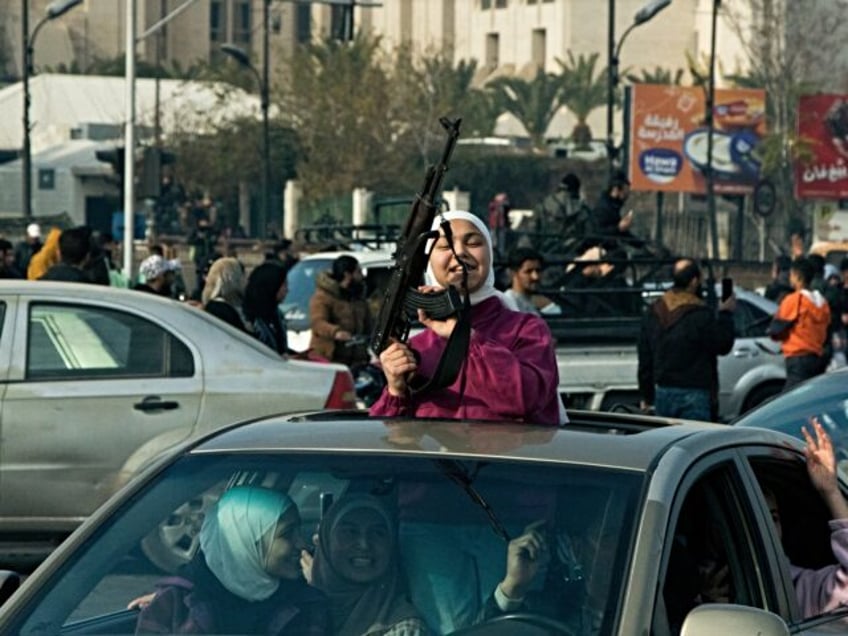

{"left": 370, "top": 117, "right": 466, "bottom": 392}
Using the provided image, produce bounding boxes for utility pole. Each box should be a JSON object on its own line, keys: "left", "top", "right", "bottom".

{"left": 706, "top": 0, "right": 720, "bottom": 260}
{"left": 21, "top": 0, "right": 31, "bottom": 218}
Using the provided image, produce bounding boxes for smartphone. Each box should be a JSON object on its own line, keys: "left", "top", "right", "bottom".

{"left": 721, "top": 277, "right": 734, "bottom": 301}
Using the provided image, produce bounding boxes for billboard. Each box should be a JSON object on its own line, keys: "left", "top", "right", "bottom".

{"left": 628, "top": 84, "right": 767, "bottom": 194}
{"left": 795, "top": 94, "right": 848, "bottom": 199}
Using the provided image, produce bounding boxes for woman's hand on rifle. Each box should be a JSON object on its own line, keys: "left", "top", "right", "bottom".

{"left": 379, "top": 340, "right": 418, "bottom": 397}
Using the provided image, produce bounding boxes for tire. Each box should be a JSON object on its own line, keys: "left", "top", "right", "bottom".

{"left": 740, "top": 382, "right": 783, "bottom": 416}
{"left": 140, "top": 488, "right": 221, "bottom": 573}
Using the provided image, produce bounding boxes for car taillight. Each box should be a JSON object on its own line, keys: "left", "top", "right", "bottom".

{"left": 325, "top": 370, "right": 357, "bottom": 409}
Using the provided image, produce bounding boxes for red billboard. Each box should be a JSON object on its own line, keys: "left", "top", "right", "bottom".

{"left": 795, "top": 94, "right": 848, "bottom": 199}
{"left": 628, "top": 84, "right": 767, "bottom": 194}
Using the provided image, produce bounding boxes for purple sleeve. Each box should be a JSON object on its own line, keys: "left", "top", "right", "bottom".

{"left": 369, "top": 390, "right": 410, "bottom": 417}
{"left": 461, "top": 315, "right": 559, "bottom": 424}
{"left": 792, "top": 519, "right": 848, "bottom": 617}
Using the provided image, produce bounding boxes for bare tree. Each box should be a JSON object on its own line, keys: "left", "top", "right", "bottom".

{"left": 723, "top": 0, "right": 848, "bottom": 249}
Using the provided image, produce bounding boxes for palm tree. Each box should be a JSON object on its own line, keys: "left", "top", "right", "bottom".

{"left": 557, "top": 51, "right": 609, "bottom": 149}
{"left": 625, "top": 66, "right": 685, "bottom": 85}
{"left": 487, "top": 68, "right": 563, "bottom": 150}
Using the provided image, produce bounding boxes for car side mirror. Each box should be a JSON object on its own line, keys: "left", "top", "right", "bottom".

{"left": 0, "top": 570, "right": 21, "bottom": 607}
{"left": 681, "top": 604, "right": 789, "bottom": 636}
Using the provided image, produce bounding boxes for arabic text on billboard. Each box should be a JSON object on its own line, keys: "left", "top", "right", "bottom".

{"left": 795, "top": 94, "right": 848, "bottom": 199}
{"left": 629, "top": 84, "right": 766, "bottom": 194}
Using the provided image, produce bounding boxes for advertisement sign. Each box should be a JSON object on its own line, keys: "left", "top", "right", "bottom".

{"left": 795, "top": 94, "right": 848, "bottom": 199}
{"left": 628, "top": 84, "right": 767, "bottom": 194}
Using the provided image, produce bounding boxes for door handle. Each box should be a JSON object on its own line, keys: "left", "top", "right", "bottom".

{"left": 733, "top": 347, "right": 757, "bottom": 358}
{"left": 134, "top": 396, "right": 180, "bottom": 412}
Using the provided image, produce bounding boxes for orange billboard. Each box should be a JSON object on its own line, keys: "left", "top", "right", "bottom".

{"left": 628, "top": 84, "right": 767, "bottom": 194}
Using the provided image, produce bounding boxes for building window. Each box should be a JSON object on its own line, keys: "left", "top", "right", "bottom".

{"left": 233, "top": 0, "right": 252, "bottom": 48}
{"left": 527, "top": 0, "right": 538, "bottom": 4}
{"left": 481, "top": 0, "right": 491, "bottom": 9}
{"left": 532, "top": 28, "right": 546, "bottom": 68}
{"left": 210, "top": 0, "right": 226, "bottom": 44}
{"left": 486, "top": 33, "right": 499, "bottom": 68}
{"left": 495, "top": 0, "right": 507, "bottom": 7}
{"left": 296, "top": 3, "right": 311, "bottom": 43}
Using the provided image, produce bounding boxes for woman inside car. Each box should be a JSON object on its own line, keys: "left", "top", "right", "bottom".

{"left": 301, "top": 494, "right": 428, "bottom": 636}
{"left": 135, "top": 486, "right": 329, "bottom": 634}
{"left": 369, "top": 210, "right": 565, "bottom": 426}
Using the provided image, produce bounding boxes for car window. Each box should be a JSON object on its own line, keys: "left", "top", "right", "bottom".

{"left": 27, "top": 303, "right": 194, "bottom": 380}
{"left": 746, "top": 454, "right": 848, "bottom": 630}
{"left": 11, "top": 451, "right": 642, "bottom": 636}
{"left": 733, "top": 297, "right": 771, "bottom": 338}
{"left": 734, "top": 373, "right": 848, "bottom": 462}
{"left": 657, "top": 460, "right": 772, "bottom": 635}
{"left": 280, "top": 257, "right": 333, "bottom": 331}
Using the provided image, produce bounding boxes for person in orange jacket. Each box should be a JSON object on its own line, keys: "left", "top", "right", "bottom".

{"left": 26, "top": 227, "right": 61, "bottom": 280}
{"left": 773, "top": 257, "right": 831, "bottom": 390}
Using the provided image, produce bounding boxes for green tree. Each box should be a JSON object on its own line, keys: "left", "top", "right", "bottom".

{"left": 281, "top": 33, "right": 414, "bottom": 207}
{"left": 625, "top": 66, "right": 685, "bottom": 85}
{"left": 557, "top": 52, "right": 609, "bottom": 149}
{"left": 487, "top": 68, "right": 563, "bottom": 150}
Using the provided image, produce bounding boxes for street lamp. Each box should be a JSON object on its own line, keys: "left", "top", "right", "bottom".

{"left": 606, "top": 0, "right": 671, "bottom": 179}
{"left": 21, "top": 0, "right": 83, "bottom": 218}
{"left": 221, "top": 5, "right": 271, "bottom": 238}
{"left": 706, "top": 0, "right": 721, "bottom": 260}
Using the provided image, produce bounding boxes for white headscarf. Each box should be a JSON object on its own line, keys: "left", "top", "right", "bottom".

{"left": 424, "top": 210, "right": 517, "bottom": 309}
{"left": 200, "top": 486, "right": 295, "bottom": 601}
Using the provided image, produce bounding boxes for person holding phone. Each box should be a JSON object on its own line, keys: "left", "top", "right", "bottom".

{"left": 637, "top": 259, "right": 736, "bottom": 422}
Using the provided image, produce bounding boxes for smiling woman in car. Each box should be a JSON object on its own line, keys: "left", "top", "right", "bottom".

{"left": 369, "top": 211, "right": 565, "bottom": 426}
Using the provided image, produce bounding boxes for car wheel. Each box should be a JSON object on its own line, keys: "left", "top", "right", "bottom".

{"left": 740, "top": 382, "right": 783, "bottom": 415}
{"left": 140, "top": 489, "right": 221, "bottom": 573}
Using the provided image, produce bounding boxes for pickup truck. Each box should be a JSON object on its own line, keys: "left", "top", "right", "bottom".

{"left": 285, "top": 244, "right": 785, "bottom": 421}
{"left": 540, "top": 257, "right": 786, "bottom": 421}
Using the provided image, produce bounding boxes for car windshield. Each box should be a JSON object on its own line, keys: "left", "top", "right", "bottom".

{"left": 735, "top": 371, "right": 848, "bottom": 455}
{"left": 12, "top": 450, "right": 642, "bottom": 636}
{"left": 280, "top": 257, "right": 334, "bottom": 331}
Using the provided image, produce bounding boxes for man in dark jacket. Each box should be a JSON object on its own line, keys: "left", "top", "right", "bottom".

{"left": 308, "top": 255, "right": 372, "bottom": 368}
{"left": 638, "top": 259, "right": 736, "bottom": 421}
{"left": 39, "top": 226, "right": 93, "bottom": 283}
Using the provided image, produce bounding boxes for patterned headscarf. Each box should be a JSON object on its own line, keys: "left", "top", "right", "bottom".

{"left": 200, "top": 486, "right": 295, "bottom": 601}
{"left": 311, "top": 494, "right": 421, "bottom": 635}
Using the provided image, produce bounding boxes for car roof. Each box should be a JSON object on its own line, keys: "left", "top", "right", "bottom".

{"left": 297, "top": 250, "right": 395, "bottom": 266}
{"left": 189, "top": 409, "right": 803, "bottom": 472}
{"left": 0, "top": 279, "right": 180, "bottom": 308}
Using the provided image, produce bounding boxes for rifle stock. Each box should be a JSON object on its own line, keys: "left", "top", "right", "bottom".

{"left": 370, "top": 117, "right": 462, "bottom": 355}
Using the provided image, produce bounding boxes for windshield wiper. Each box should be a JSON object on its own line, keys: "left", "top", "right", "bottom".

{"left": 434, "top": 459, "right": 510, "bottom": 542}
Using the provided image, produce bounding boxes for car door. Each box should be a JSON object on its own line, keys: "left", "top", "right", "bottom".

{"left": 717, "top": 293, "right": 785, "bottom": 419}
{"left": 652, "top": 449, "right": 784, "bottom": 635}
{"left": 0, "top": 298, "right": 202, "bottom": 533}
{"left": 738, "top": 447, "right": 848, "bottom": 634}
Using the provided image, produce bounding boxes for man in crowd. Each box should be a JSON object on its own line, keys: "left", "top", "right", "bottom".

{"left": 764, "top": 254, "right": 793, "bottom": 303}
{"left": 591, "top": 170, "right": 637, "bottom": 246}
{"left": 772, "top": 257, "right": 831, "bottom": 389}
{"left": 638, "top": 259, "right": 736, "bottom": 421}
{"left": 534, "top": 172, "right": 591, "bottom": 254}
{"left": 309, "top": 254, "right": 371, "bottom": 368}
{"left": 39, "top": 226, "right": 94, "bottom": 283}
{"left": 15, "top": 222, "right": 42, "bottom": 275}
{"left": 504, "top": 247, "right": 552, "bottom": 315}
{"left": 134, "top": 254, "right": 179, "bottom": 297}
{"left": 0, "top": 240, "right": 24, "bottom": 278}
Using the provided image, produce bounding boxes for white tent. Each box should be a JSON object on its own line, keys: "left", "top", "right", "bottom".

{"left": 0, "top": 73, "right": 263, "bottom": 154}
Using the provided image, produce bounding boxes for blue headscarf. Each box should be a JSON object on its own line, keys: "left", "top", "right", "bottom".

{"left": 200, "top": 486, "right": 295, "bottom": 601}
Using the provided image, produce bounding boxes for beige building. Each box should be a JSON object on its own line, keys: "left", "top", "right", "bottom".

{"left": 0, "top": 0, "right": 766, "bottom": 144}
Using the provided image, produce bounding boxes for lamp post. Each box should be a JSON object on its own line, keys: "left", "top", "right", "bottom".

{"left": 706, "top": 0, "right": 721, "bottom": 260}
{"left": 21, "top": 0, "right": 83, "bottom": 219}
{"left": 606, "top": 0, "right": 671, "bottom": 179}
{"left": 221, "top": 4, "right": 271, "bottom": 238}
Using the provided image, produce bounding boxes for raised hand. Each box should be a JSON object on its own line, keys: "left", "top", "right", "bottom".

{"left": 501, "top": 520, "right": 550, "bottom": 600}
{"left": 802, "top": 417, "right": 848, "bottom": 520}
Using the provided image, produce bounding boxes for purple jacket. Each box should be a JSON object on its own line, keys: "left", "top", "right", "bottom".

{"left": 791, "top": 518, "right": 848, "bottom": 617}
{"left": 370, "top": 296, "right": 561, "bottom": 425}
